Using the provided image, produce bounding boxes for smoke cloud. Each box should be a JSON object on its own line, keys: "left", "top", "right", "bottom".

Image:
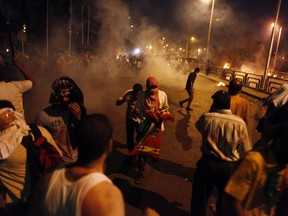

{"left": 20, "top": 0, "right": 285, "bottom": 122}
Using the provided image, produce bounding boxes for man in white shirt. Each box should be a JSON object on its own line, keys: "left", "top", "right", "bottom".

{"left": 30, "top": 114, "right": 125, "bottom": 216}
{"left": 191, "top": 90, "right": 251, "bottom": 216}
{"left": 0, "top": 100, "right": 62, "bottom": 215}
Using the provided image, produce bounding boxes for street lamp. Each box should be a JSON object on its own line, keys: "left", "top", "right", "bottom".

{"left": 262, "top": 0, "right": 282, "bottom": 89}
{"left": 206, "top": 0, "right": 215, "bottom": 61}
{"left": 272, "top": 26, "right": 282, "bottom": 73}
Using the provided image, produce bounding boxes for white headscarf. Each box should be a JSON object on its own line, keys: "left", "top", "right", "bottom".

{"left": 263, "top": 84, "right": 288, "bottom": 108}
{"left": 0, "top": 108, "right": 30, "bottom": 159}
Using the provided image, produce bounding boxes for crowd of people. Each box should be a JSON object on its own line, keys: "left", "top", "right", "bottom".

{"left": 0, "top": 50, "right": 287, "bottom": 216}
{"left": 0, "top": 52, "right": 162, "bottom": 216}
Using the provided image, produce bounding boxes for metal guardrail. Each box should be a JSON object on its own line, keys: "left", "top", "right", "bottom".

{"left": 206, "top": 67, "right": 288, "bottom": 93}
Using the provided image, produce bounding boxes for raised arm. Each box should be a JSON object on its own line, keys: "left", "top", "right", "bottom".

{"left": 116, "top": 91, "right": 131, "bottom": 106}
{"left": 12, "top": 53, "right": 37, "bottom": 85}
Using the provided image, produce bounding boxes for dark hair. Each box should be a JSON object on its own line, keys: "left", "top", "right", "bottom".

{"left": 76, "top": 114, "right": 113, "bottom": 164}
{"left": 0, "top": 100, "right": 15, "bottom": 110}
{"left": 228, "top": 78, "right": 243, "bottom": 95}
{"left": 194, "top": 67, "right": 200, "bottom": 72}
{"left": 133, "top": 83, "right": 143, "bottom": 92}
{"left": 212, "top": 90, "right": 231, "bottom": 109}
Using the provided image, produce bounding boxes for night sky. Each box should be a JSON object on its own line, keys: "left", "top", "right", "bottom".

{"left": 1, "top": 1, "right": 286, "bottom": 35}
{"left": 132, "top": 0, "right": 288, "bottom": 58}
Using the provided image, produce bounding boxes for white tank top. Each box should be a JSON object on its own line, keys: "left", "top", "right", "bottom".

{"left": 44, "top": 168, "right": 112, "bottom": 216}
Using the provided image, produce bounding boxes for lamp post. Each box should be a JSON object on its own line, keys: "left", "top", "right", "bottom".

{"left": 46, "top": 0, "right": 49, "bottom": 57}
{"left": 206, "top": 0, "right": 215, "bottom": 61}
{"left": 272, "top": 26, "right": 282, "bottom": 74}
{"left": 185, "top": 25, "right": 190, "bottom": 58}
{"left": 87, "top": 3, "right": 90, "bottom": 45}
{"left": 262, "top": 0, "right": 282, "bottom": 89}
{"left": 68, "top": 0, "right": 72, "bottom": 54}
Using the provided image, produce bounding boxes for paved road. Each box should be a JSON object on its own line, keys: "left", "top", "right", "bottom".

{"left": 24, "top": 70, "right": 267, "bottom": 216}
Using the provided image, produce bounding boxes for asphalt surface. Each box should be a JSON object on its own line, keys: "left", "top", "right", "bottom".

{"left": 24, "top": 70, "right": 269, "bottom": 216}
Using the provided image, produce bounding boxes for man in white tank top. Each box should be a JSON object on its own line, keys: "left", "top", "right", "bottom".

{"left": 29, "top": 114, "right": 124, "bottom": 216}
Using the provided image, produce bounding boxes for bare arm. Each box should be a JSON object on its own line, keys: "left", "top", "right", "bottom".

{"left": 12, "top": 53, "right": 37, "bottom": 85}
{"left": 116, "top": 98, "right": 126, "bottom": 106}
{"left": 82, "top": 181, "right": 125, "bottom": 216}
{"left": 222, "top": 193, "right": 245, "bottom": 216}
{"left": 116, "top": 93, "right": 130, "bottom": 106}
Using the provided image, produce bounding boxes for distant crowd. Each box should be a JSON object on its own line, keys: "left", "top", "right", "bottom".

{"left": 0, "top": 50, "right": 287, "bottom": 216}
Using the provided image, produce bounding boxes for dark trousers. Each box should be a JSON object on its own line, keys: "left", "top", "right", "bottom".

{"left": 126, "top": 118, "right": 140, "bottom": 152}
{"left": 190, "top": 155, "right": 238, "bottom": 216}
{"left": 180, "top": 89, "right": 194, "bottom": 108}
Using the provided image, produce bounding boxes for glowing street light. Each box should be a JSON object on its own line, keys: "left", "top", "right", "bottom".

{"left": 206, "top": 0, "right": 215, "bottom": 61}
{"left": 262, "top": 0, "right": 282, "bottom": 89}
{"left": 272, "top": 26, "right": 282, "bottom": 73}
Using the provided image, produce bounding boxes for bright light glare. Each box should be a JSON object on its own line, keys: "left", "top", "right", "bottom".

{"left": 217, "top": 82, "right": 225, "bottom": 87}
{"left": 133, "top": 48, "right": 141, "bottom": 55}
{"left": 201, "top": 0, "right": 211, "bottom": 5}
{"left": 223, "top": 63, "right": 230, "bottom": 69}
{"left": 6, "top": 49, "right": 9, "bottom": 52}
{"left": 23, "top": 24, "right": 26, "bottom": 32}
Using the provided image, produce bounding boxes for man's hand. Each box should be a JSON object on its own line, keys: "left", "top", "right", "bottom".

{"left": 68, "top": 102, "right": 81, "bottom": 120}
{"left": 0, "top": 111, "right": 15, "bottom": 130}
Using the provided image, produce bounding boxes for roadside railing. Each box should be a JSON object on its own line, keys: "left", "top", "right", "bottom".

{"left": 206, "top": 66, "right": 288, "bottom": 93}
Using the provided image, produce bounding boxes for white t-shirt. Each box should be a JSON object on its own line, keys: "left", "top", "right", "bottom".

{"left": 0, "top": 80, "right": 33, "bottom": 115}
{"left": 0, "top": 124, "right": 61, "bottom": 203}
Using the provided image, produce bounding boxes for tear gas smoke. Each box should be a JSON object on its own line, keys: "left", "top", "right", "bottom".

{"left": 20, "top": 0, "right": 285, "bottom": 123}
